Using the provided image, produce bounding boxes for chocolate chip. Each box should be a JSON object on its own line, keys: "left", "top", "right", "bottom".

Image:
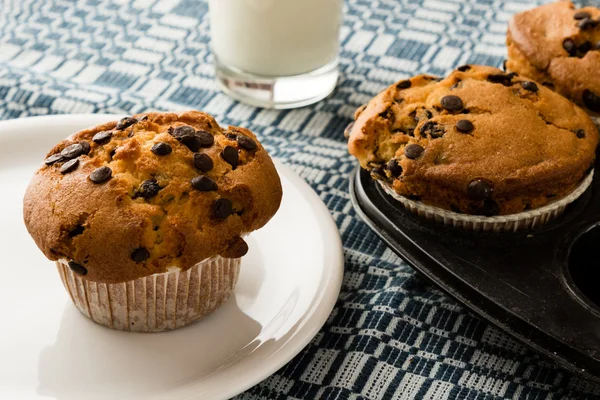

{"left": 578, "top": 17, "right": 598, "bottom": 30}
{"left": 138, "top": 115, "right": 148, "bottom": 121}
{"left": 583, "top": 89, "right": 600, "bottom": 112}
{"left": 79, "top": 141, "right": 91, "bottom": 155}
{"left": 563, "top": 38, "right": 577, "bottom": 56}
{"left": 506, "top": 72, "right": 518, "bottom": 80}
{"left": 404, "top": 144, "right": 424, "bottom": 160}
{"left": 60, "top": 158, "right": 79, "bottom": 174}
{"left": 171, "top": 125, "right": 195, "bottom": 139}
{"left": 456, "top": 119, "right": 474, "bottom": 133}
{"left": 467, "top": 179, "right": 493, "bottom": 200}
{"left": 237, "top": 135, "right": 257, "bottom": 151}
{"left": 180, "top": 135, "right": 203, "bottom": 152}
{"left": 45, "top": 153, "right": 64, "bottom": 165}
{"left": 481, "top": 199, "right": 499, "bottom": 217}
{"left": 196, "top": 130, "right": 215, "bottom": 147}
{"left": 221, "top": 146, "right": 239, "bottom": 168}
{"left": 574, "top": 11, "right": 591, "bottom": 20}
{"left": 379, "top": 108, "right": 394, "bottom": 120}
{"left": 109, "top": 148, "right": 117, "bottom": 160}
{"left": 420, "top": 121, "right": 445, "bottom": 138}
{"left": 151, "top": 142, "right": 172, "bottom": 156}
{"left": 69, "top": 225, "right": 85, "bottom": 237}
{"left": 212, "top": 198, "right": 232, "bottom": 220}
{"left": 521, "top": 81, "right": 539, "bottom": 93}
{"left": 344, "top": 122, "right": 355, "bottom": 139}
{"left": 138, "top": 179, "right": 161, "bottom": 199}
{"left": 457, "top": 65, "right": 471, "bottom": 72}
{"left": 191, "top": 175, "right": 218, "bottom": 192}
{"left": 68, "top": 261, "right": 87, "bottom": 275}
{"left": 93, "top": 131, "right": 113, "bottom": 145}
{"left": 578, "top": 41, "right": 592, "bottom": 55}
{"left": 371, "top": 167, "right": 386, "bottom": 180}
{"left": 386, "top": 159, "right": 403, "bottom": 177}
{"left": 89, "top": 166, "right": 112, "bottom": 183}
{"left": 116, "top": 117, "right": 137, "bottom": 130}
{"left": 397, "top": 80, "right": 412, "bottom": 89}
{"left": 193, "top": 153, "right": 214, "bottom": 172}
{"left": 131, "top": 248, "right": 150, "bottom": 263}
{"left": 487, "top": 73, "right": 513, "bottom": 86}
{"left": 502, "top": 60, "right": 507, "bottom": 71}
{"left": 225, "top": 237, "right": 249, "bottom": 258}
{"left": 441, "top": 95, "right": 464, "bottom": 112}
{"left": 61, "top": 143, "right": 84, "bottom": 159}
{"left": 576, "top": 129, "right": 586, "bottom": 139}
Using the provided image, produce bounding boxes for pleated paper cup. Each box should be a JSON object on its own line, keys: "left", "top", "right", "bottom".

{"left": 378, "top": 170, "right": 594, "bottom": 233}
{"left": 56, "top": 256, "right": 241, "bottom": 332}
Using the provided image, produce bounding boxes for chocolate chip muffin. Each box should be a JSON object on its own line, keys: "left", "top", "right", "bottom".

{"left": 507, "top": 1, "right": 600, "bottom": 114}
{"left": 347, "top": 65, "right": 597, "bottom": 227}
{"left": 23, "top": 111, "right": 282, "bottom": 331}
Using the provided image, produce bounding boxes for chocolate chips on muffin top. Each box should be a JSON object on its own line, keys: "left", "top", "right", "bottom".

{"left": 89, "top": 166, "right": 112, "bottom": 183}
{"left": 191, "top": 175, "right": 218, "bottom": 192}
{"left": 116, "top": 117, "right": 137, "bottom": 131}
{"left": 44, "top": 153, "right": 63, "bottom": 165}
{"left": 212, "top": 198, "right": 233, "bottom": 220}
{"left": 151, "top": 142, "right": 172, "bottom": 156}
{"left": 93, "top": 131, "right": 113, "bottom": 145}
{"left": 60, "top": 159, "right": 79, "bottom": 174}
{"left": 221, "top": 146, "right": 239, "bottom": 168}
{"left": 441, "top": 95, "right": 464, "bottom": 112}
{"left": 193, "top": 153, "right": 214, "bottom": 172}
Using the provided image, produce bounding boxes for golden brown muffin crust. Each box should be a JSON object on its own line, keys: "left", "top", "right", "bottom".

{"left": 507, "top": 1, "right": 600, "bottom": 113}
{"left": 347, "top": 65, "right": 598, "bottom": 216}
{"left": 23, "top": 111, "right": 282, "bottom": 283}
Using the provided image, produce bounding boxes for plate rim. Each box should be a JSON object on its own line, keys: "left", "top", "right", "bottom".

{"left": 0, "top": 114, "right": 344, "bottom": 400}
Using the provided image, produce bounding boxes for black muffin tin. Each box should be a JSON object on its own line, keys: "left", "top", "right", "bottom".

{"left": 350, "top": 166, "right": 600, "bottom": 382}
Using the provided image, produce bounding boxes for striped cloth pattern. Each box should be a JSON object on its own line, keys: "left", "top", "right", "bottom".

{"left": 1, "top": 0, "right": 600, "bottom": 398}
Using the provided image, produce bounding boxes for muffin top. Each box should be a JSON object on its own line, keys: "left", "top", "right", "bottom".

{"left": 347, "top": 65, "right": 598, "bottom": 216}
{"left": 24, "top": 111, "right": 282, "bottom": 283}
{"left": 507, "top": 1, "right": 600, "bottom": 113}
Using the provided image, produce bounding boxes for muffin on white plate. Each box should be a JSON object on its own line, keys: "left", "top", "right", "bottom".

{"left": 23, "top": 111, "right": 282, "bottom": 332}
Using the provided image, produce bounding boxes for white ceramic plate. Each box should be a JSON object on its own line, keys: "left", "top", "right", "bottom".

{"left": 0, "top": 115, "right": 344, "bottom": 400}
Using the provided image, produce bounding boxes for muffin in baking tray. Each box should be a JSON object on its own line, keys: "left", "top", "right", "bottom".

{"left": 347, "top": 65, "right": 598, "bottom": 231}
{"left": 507, "top": 1, "right": 600, "bottom": 115}
{"left": 23, "top": 111, "right": 282, "bottom": 332}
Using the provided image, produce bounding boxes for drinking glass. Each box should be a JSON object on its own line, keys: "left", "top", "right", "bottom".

{"left": 209, "top": 0, "right": 343, "bottom": 109}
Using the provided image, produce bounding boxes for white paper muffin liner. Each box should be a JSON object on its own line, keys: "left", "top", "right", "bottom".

{"left": 378, "top": 170, "right": 594, "bottom": 232}
{"left": 56, "top": 256, "right": 241, "bottom": 332}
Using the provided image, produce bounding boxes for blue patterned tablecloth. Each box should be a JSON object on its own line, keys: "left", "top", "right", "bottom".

{"left": 2, "top": 0, "right": 600, "bottom": 398}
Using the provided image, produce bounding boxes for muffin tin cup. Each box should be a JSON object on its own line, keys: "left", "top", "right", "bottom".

{"left": 378, "top": 170, "right": 594, "bottom": 232}
{"left": 56, "top": 256, "right": 241, "bottom": 332}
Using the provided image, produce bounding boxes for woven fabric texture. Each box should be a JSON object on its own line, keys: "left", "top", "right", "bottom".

{"left": 1, "top": 0, "right": 600, "bottom": 398}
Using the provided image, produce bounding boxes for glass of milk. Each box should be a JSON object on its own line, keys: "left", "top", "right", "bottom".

{"left": 209, "top": 0, "right": 343, "bottom": 109}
